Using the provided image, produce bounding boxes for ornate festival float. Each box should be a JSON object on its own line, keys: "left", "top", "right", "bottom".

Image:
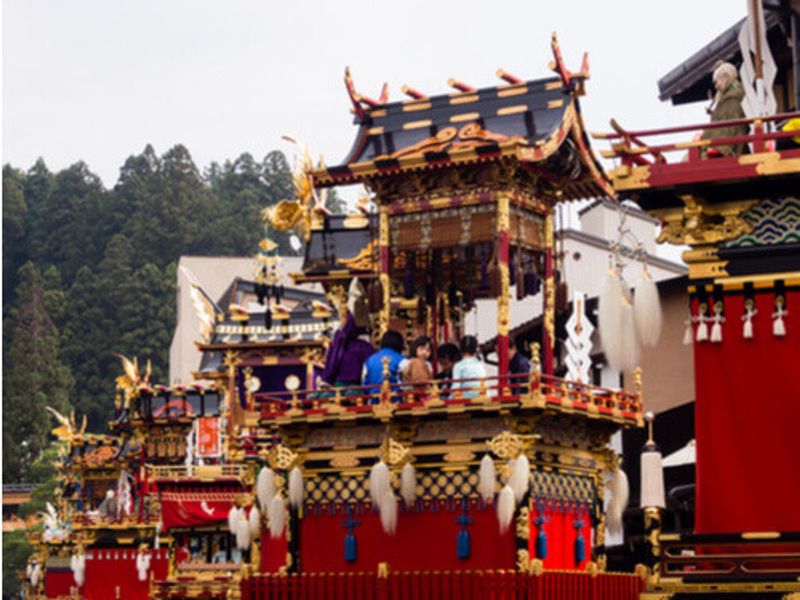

{"left": 23, "top": 9, "right": 800, "bottom": 598}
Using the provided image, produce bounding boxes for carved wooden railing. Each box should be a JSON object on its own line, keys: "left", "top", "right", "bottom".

{"left": 594, "top": 110, "right": 800, "bottom": 166}
{"left": 253, "top": 372, "right": 643, "bottom": 426}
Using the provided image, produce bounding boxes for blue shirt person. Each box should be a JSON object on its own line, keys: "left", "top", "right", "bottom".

{"left": 362, "top": 330, "right": 406, "bottom": 400}
{"left": 450, "top": 335, "right": 486, "bottom": 399}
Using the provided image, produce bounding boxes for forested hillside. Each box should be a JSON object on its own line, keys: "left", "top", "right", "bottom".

{"left": 2, "top": 144, "right": 344, "bottom": 483}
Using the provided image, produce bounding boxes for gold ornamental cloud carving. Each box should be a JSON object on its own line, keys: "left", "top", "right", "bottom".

{"left": 653, "top": 196, "right": 758, "bottom": 247}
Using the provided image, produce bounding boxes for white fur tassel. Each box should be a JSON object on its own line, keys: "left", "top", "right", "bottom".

{"left": 235, "top": 513, "right": 252, "bottom": 550}
{"left": 31, "top": 564, "right": 42, "bottom": 588}
{"left": 288, "top": 467, "right": 304, "bottom": 508}
{"left": 256, "top": 467, "right": 276, "bottom": 512}
{"left": 227, "top": 506, "right": 240, "bottom": 532}
{"left": 71, "top": 554, "right": 86, "bottom": 587}
{"left": 478, "top": 454, "right": 496, "bottom": 503}
{"left": 606, "top": 468, "right": 629, "bottom": 536}
{"left": 379, "top": 491, "right": 398, "bottom": 535}
{"left": 248, "top": 506, "right": 261, "bottom": 538}
{"left": 618, "top": 298, "right": 640, "bottom": 373}
{"left": 135, "top": 552, "right": 150, "bottom": 583}
{"left": 599, "top": 269, "right": 625, "bottom": 370}
{"left": 268, "top": 495, "right": 286, "bottom": 538}
{"left": 634, "top": 270, "right": 662, "bottom": 347}
{"left": 497, "top": 485, "right": 515, "bottom": 533}
{"left": 508, "top": 454, "right": 530, "bottom": 504}
{"left": 369, "top": 461, "right": 390, "bottom": 509}
{"left": 400, "top": 463, "right": 416, "bottom": 508}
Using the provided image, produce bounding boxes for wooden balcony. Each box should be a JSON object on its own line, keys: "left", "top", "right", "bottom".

{"left": 254, "top": 373, "right": 643, "bottom": 428}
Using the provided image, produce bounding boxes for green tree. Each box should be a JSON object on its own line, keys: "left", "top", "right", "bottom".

{"left": 3, "top": 165, "right": 28, "bottom": 308}
{"left": 3, "top": 530, "right": 32, "bottom": 597}
{"left": 3, "top": 262, "right": 73, "bottom": 482}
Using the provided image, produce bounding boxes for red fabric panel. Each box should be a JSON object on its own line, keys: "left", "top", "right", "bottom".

{"left": 300, "top": 504, "right": 515, "bottom": 572}
{"left": 160, "top": 497, "right": 232, "bottom": 530}
{"left": 45, "top": 569, "right": 74, "bottom": 598}
{"left": 259, "top": 531, "right": 288, "bottom": 573}
{"left": 528, "top": 505, "right": 592, "bottom": 571}
{"left": 694, "top": 291, "right": 800, "bottom": 533}
{"left": 80, "top": 549, "right": 168, "bottom": 600}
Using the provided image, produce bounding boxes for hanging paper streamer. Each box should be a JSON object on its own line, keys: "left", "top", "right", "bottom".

{"left": 695, "top": 303, "right": 709, "bottom": 342}
{"left": 683, "top": 311, "right": 694, "bottom": 345}
{"left": 135, "top": 549, "right": 151, "bottom": 583}
{"left": 710, "top": 301, "right": 725, "bottom": 343}
{"left": 742, "top": 299, "right": 757, "bottom": 339}
{"left": 773, "top": 295, "right": 788, "bottom": 337}
{"left": 71, "top": 553, "right": 86, "bottom": 587}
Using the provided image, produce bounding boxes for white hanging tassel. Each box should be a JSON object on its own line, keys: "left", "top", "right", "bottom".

{"left": 71, "top": 553, "right": 86, "bottom": 587}
{"left": 154, "top": 520, "right": 161, "bottom": 550}
{"left": 497, "top": 484, "right": 515, "bottom": 533}
{"left": 369, "top": 461, "right": 390, "bottom": 509}
{"left": 599, "top": 268, "right": 625, "bottom": 370}
{"left": 742, "top": 301, "right": 756, "bottom": 339}
{"left": 135, "top": 551, "right": 151, "bottom": 583}
{"left": 773, "top": 296, "right": 787, "bottom": 337}
{"left": 248, "top": 506, "right": 261, "bottom": 538}
{"left": 695, "top": 304, "right": 709, "bottom": 342}
{"left": 634, "top": 268, "right": 662, "bottom": 347}
{"left": 508, "top": 453, "right": 530, "bottom": 504}
{"left": 288, "top": 467, "right": 304, "bottom": 508}
{"left": 400, "top": 463, "right": 416, "bottom": 508}
{"left": 606, "top": 468, "right": 629, "bottom": 536}
{"left": 227, "top": 506, "right": 240, "bottom": 532}
{"left": 683, "top": 313, "right": 694, "bottom": 346}
{"left": 478, "top": 454, "right": 496, "bottom": 503}
{"left": 256, "top": 467, "right": 276, "bottom": 512}
{"left": 710, "top": 302, "right": 725, "bottom": 343}
{"left": 640, "top": 447, "right": 666, "bottom": 509}
{"left": 30, "top": 564, "right": 42, "bottom": 589}
{"left": 618, "top": 297, "right": 640, "bottom": 373}
{"left": 235, "top": 512, "right": 252, "bottom": 550}
{"left": 379, "top": 491, "right": 398, "bottom": 535}
{"left": 268, "top": 495, "right": 286, "bottom": 538}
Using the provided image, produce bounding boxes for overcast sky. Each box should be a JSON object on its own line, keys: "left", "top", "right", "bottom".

{"left": 4, "top": 1, "right": 746, "bottom": 194}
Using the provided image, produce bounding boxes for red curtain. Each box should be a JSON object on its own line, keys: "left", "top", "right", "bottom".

{"left": 528, "top": 503, "right": 592, "bottom": 570}
{"left": 160, "top": 495, "right": 235, "bottom": 530}
{"left": 694, "top": 290, "right": 800, "bottom": 533}
{"left": 299, "top": 502, "right": 515, "bottom": 572}
{"left": 260, "top": 531, "right": 288, "bottom": 573}
{"left": 79, "top": 549, "right": 168, "bottom": 600}
{"left": 45, "top": 569, "right": 73, "bottom": 598}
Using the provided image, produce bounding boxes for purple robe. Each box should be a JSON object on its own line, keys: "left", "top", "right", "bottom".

{"left": 322, "top": 313, "right": 374, "bottom": 385}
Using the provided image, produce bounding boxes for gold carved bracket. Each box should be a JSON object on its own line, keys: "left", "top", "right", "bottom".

{"left": 653, "top": 196, "right": 757, "bottom": 247}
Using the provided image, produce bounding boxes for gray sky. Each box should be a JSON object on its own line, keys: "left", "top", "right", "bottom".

{"left": 4, "top": 1, "right": 746, "bottom": 191}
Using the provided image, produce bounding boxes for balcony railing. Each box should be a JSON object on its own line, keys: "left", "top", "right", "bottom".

{"left": 656, "top": 530, "right": 800, "bottom": 586}
{"left": 595, "top": 111, "right": 800, "bottom": 166}
{"left": 253, "top": 372, "right": 643, "bottom": 426}
{"left": 147, "top": 464, "right": 248, "bottom": 482}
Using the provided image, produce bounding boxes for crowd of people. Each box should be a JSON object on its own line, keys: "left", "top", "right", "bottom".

{"left": 320, "top": 309, "right": 534, "bottom": 400}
